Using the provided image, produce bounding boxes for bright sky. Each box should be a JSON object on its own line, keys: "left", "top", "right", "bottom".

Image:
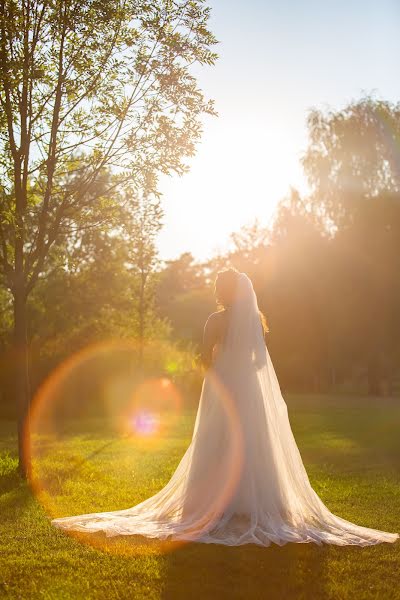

{"left": 157, "top": 0, "right": 400, "bottom": 262}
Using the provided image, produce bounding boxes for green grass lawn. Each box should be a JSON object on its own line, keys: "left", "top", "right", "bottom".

{"left": 1, "top": 394, "right": 399, "bottom": 599}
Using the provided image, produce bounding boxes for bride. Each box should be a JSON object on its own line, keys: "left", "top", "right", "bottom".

{"left": 52, "top": 269, "right": 398, "bottom": 547}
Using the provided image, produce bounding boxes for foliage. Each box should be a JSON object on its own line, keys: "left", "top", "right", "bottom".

{"left": 1, "top": 82, "right": 400, "bottom": 413}
{"left": 155, "top": 252, "right": 212, "bottom": 345}
{"left": 0, "top": 0, "right": 218, "bottom": 474}
{"left": 156, "top": 98, "right": 400, "bottom": 395}
{"left": 123, "top": 187, "right": 164, "bottom": 347}
{"left": 0, "top": 0, "right": 218, "bottom": 295}
{"left": 302, "top": 96, "right": 400, "bottom": 227}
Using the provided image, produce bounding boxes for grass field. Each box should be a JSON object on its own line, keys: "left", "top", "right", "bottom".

{"left": 1, "top": 394, "right": 399, "bottom": 599}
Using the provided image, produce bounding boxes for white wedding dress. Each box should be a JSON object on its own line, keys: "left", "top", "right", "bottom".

{"left": 52, "top": 273, "right": 399, "bottom": 547}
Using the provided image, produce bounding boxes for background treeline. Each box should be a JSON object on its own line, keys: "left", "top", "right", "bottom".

{"left": 1, "top": 96, "right": 400, "bottom": 418}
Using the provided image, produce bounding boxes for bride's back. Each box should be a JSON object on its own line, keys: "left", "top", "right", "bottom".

{"left": 201, "top": 309, "right": 230, "bottom": 367}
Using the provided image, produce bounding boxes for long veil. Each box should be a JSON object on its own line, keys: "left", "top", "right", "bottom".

{"left": 52, "top": 273, "right": 398, "bottom": 546}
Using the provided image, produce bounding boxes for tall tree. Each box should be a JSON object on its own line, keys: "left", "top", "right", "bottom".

{"left": 123, "top": 188, "right": 163, "bottom": 358}
{"left": 302, "top": 96, "right": 400, "bottom": 227}
{"left": 0, "top": 0, "right": 217, "bottom": 476}
{"left": 156, "top": 253, "right": 210, "bottom": 343}
{"left": 302, "top": 97, "right": 400, "bottom": 394}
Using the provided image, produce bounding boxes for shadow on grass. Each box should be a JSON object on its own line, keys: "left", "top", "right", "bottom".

{"left": 292, "top": 396, "right": 400, "bottom": 477}
{"left": 159, "top": 540, "right": 329, "bottom": 600}
{"left": 0, "top": 468, "right": 34, "bottom": 526}
{"left": 62, "top": 531, "right": 331, "bottom": 599}
{"left": 0, "top": 467, "right": 22, "bottom": 494}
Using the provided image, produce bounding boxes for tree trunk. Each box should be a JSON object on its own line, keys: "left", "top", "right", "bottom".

{"left": 330, "top": 366, "right": 336, "bottom": 388}
{"left": 367, "top": 354, "right": 381, "bottom": 396}
{"left": 138, "top": 271, "right": 146, "bottom": 364}
{"left": 14, "top": 289, "right": 31, "bottom": 479}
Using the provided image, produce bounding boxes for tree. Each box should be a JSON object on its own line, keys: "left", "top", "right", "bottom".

{"left": 268, "top": 192, "right": 332, "bottom": 391}
{"left": 0, "top": 0, "right": 218, "bottom": 476}
{"left": 226, "top": 219, "right": 271, "bottom": 293}
{"left": 302, "top": 96, "right": 400, "bottom": 227}
{"left": 302, "top": 97, "right": 400, "bottom": 394}
{"left": 123, "top": 188, "right": 163, "bottom": 359}
{"left": 156, "top": 253, "right": 210, "bottom": 343}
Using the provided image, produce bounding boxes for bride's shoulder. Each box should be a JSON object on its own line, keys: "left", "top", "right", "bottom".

{"left": 204, "top": 309, "right": 227, "bottom": 332}
{"left": 203, "top": 310, "right": 228, "bottom": 348}
{"left": 206, "top": 309, "right": 226, "bottom": 322}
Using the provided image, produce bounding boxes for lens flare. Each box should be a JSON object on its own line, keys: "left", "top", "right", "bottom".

{"left": 120, "top": 376, "right": 182, "bottom": 441}
{"left": 27, "top": 339, "right": 244, "bottom": 554}
{"left": 131, "top": 410, "right": 160, "bottom": 436}
{"left": 173, "top": 367, "right": 244, "bottom": 542}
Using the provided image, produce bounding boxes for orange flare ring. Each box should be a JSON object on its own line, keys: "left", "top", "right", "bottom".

{"left": 27, "top": 339, "right": 244, "bottom": 553}
{"left": 178, "top": 366, "right": 244, "bottom": 542}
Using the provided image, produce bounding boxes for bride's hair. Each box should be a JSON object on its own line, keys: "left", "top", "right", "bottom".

{"left": 215, "top": 268, "right": 269, "bottom": 334}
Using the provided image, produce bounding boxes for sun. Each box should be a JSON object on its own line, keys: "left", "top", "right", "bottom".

{"left": 158, "top": 113, "right": 306, "bottom": 260}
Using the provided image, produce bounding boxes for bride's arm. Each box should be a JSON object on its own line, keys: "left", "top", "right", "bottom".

{"left": 201, "top": 312, "right": 219, "bottom": 368}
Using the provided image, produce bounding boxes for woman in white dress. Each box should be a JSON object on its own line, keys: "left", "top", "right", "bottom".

{"left": 52, "top": 269, "right": 399, "bottom": 547}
